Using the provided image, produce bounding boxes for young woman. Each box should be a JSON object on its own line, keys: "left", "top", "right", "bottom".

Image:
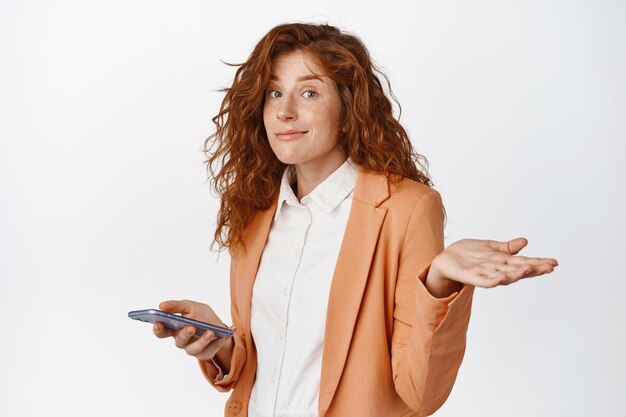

{"left": 153, "top": 23, "right": 558, "bottom": 417}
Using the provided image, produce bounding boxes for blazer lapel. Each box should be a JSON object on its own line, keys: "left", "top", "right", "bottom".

{"left": 318, "top": 166, "right": 390, "bottom": 417}
{"left": 235, "top": 198, "right": 278, "bottom": 335}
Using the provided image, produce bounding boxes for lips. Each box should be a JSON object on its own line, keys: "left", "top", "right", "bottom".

{"left": 275, "top": 130, "right": 308, "bottom": 140}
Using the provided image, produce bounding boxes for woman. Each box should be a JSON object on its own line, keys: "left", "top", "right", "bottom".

{"left": 153, "top": 23, "right": 558, "bottom": 417}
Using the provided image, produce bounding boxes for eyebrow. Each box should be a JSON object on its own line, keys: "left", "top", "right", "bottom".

{"left": 269, "top": 74, "right": 325, "bottom": 83}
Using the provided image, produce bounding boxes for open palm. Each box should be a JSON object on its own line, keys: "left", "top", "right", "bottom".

{"left": 432, "top": 237, "right": 558, "bottom": 288}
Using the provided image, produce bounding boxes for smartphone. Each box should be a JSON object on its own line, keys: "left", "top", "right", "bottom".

{"left": 128, "top": 309, "right": 234, "bottom": 338}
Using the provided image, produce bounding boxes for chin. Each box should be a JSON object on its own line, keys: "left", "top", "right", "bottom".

{"left": 275, "top": 155, "right": 304, "bottom": 165}
{"left": 270, "top": 149, "right": 306, "bottom": 166}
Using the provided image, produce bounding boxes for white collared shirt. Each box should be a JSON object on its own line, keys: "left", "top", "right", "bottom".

{"left": 246, "top": 157, "right": 357, "bottom": 417}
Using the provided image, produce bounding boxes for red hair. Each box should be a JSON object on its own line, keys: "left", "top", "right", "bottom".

{"left": 203, "top": 22, "right": 440, "bottom": 256}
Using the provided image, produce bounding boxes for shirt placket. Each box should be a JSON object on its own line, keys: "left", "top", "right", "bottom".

{"left": 269, "top": 203, "right": 312, "bottom": 415}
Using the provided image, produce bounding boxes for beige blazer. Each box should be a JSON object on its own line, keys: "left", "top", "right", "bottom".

{"left": 198, "top": 164, "right": 475, "bottom": 417}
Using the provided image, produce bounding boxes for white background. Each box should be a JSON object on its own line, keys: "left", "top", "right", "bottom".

{"left": 1, "top": 1, "right": 624, "bottom": 416}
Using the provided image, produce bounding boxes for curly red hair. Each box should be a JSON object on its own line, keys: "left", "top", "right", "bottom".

{"left": 203, "top": 22, "right": 441, "bottom": 256}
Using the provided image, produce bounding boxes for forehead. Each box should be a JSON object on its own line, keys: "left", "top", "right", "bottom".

{"left": 269, "top": 50, "right": 327, "bottom": 81}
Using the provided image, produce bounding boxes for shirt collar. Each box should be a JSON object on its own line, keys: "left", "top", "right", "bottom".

{"left": 274, "top": 156, "right": 357, "bottom": 221}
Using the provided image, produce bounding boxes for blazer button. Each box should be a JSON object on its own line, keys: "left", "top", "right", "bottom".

{"left": 228, "top": 399, "right": 243, "bottom": 415}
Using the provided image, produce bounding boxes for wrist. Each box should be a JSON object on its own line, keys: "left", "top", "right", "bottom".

{"left": 425, "top": 256, "right": 463, "bottom": 298}
{"left": 213, "top": 336, "right": 234, "bottom": 374}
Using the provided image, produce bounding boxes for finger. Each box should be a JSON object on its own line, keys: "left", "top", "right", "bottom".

{"left": 510, "top": 263, "right": 554, "bottom": 280}
{"left": 174, "top": 326, "right": 196, "bottom": 348}
{"left": 508, "top": 263, "right": 553, "bottom": 278}
{"left": 196, "top": 336, "right": 230, "bottom": 361}
{"left": 479, "top": 259, "right": 530, "bottom": 273}
{"left": 473, "top": 262, "right": 508, "bottom": 277}
{"left": 186, "top": 331, "right": 226, "bottom": 358}
{"left": 504, "top": 265, "right": 534, "bottom": 284}
{"left": 491, "top": 263, "right": 554, "bottom": 287}
{"left": 520, "top": 263, "right": 556, "bottom": 277}
{"left": 153, "top": 322, "right": 175, "bottom": 339}
{"left": 491, "top": 264, "right": 523, "bottom": 274}
{"left": 184, "top": 330, "right": 217, "bottom": 357}
{"left": 160, "top": 299, "right": 194, "bottom": 315}
{"left": 505, "top": 256, "right": 558, "bottom": 267}
{"left": 489, "top": 237, "right": 528, "bottom": 255}
{"left": 481, "top": 264, "right": 530, "bottom": 287}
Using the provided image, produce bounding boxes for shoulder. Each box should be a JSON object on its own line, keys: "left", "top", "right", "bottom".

{"left": 354, "top": 169, "right": 443, "bottom": 234}
{"left": 366, "top": 173, "right": 445, "bottom": 247}
{"left": 353, "top": 166, "right": 441, "bottom": 210}
{"left": 384, "top": 175, "right": 442, "bottom": 212}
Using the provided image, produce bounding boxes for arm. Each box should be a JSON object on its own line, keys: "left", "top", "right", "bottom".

{"left": 197, "top": 256, "right": 249, "bottom": 392}
{"left": 391, "top": 190, "right": 475, "bottom": 416}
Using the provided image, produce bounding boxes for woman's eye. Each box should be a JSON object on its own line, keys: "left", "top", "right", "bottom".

{"left": 266, "top": 89, "right": 317, "bottom": 99}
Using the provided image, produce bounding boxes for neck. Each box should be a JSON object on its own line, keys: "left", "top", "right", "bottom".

{"left": 292, "top": 150, "right": 347, "bottom": 201}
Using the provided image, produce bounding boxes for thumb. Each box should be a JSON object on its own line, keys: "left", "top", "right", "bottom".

{"left": 488, "top": 237, "right": 527, "bottom": 254}
{"left": 505, "top": 237, "right": 528, "bottom": 254}
{"left": 159, "top": 299, "right": 193, "bottom": 315}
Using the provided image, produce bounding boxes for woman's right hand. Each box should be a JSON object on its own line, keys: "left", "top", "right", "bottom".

{"left": 153, "top": 299, "right": 231, "bottom": 362}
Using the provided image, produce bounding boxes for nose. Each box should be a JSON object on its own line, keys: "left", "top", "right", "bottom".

{"left": 276, "top": 93, "right": 297, "bottom": 121}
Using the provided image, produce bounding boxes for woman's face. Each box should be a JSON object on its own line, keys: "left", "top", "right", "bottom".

{"left": 263, "top": 50, "right": 345, "bottom": 169}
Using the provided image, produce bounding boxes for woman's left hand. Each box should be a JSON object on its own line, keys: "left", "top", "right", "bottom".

{"left": 427, "top": 237, "right": 558, "bottom": 295}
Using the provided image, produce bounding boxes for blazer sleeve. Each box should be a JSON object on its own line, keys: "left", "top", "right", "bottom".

{"left": 197, "top": 255, "right": 248, "bottom": 392}
{"left": 391, "top": 189, "right": 475, "bottom": 416}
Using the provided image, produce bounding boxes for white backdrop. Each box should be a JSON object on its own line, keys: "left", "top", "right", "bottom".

{"left": 1, "top": 1, "right": 624, "bottom": 416}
